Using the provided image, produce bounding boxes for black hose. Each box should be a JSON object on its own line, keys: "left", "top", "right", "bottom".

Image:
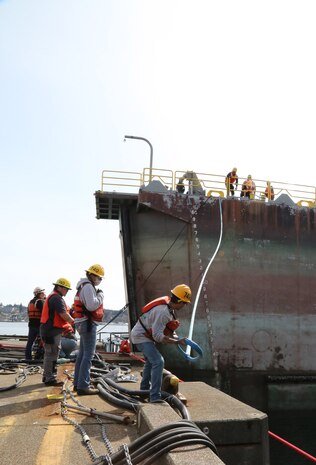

{"left": 121, "top": 420, "right": 201, "bottom": 451}
{"left": 112, "top": 421, "right": 204, "bottom": 458}
{"left": 105, "top": 421, "right": 217, "bottom": 465}
{"left": 0, "top": 365, "right": 38, "bottom": 392}
{"left": 99, "top": 376, "right": 190, "bottom": 419}
{"left": 141, "top": 438, "right": 217, "bottom": 465}
{"left": 97, "top": 381, "right": 140, "bottom": 412}
{"left": 117, "top": 428, "right": 213, "bottom": 465}
{"left": 98, "top": 377, "right": 148, "bottom": 399}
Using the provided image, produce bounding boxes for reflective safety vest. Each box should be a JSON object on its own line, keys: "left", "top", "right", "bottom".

{"left": 140, "top": 296, "right": 180, "bottom": 339}
{"left": 226, "top": 172, "right": 238, "bottom": 185}
{"left": 72, "top": 283, "right": 104, "bottom": 322}
{"left": 40, "top": 291, "right": 69, "bottom": 329}
{"left": 28, "top": 299, "right": 42, "bottom": 320}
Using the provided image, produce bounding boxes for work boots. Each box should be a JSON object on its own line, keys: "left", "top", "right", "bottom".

{"left": 77, "top": 387, "right": 99, "bottom": 395}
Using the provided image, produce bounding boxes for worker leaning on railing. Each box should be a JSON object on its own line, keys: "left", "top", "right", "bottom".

{"left": 265, "top": 181, "right": 275, "bottom": 200}
{"left": 225, "top": 167, "right": 238, "bottom": 197}
{"left": 240, "top": 175, "right": 256, "bottom": 199}
{"left": 176, "top": 171, "right": 205, "bottom": 195}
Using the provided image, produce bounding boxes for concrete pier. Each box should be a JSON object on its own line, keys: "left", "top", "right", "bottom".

{"left": 0, "top": 360, "right": 269, "bottom": 465}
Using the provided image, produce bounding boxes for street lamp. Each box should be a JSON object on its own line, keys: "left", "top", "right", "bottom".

{"left": 124, "top": 135, "right": 153, "bottom": 182}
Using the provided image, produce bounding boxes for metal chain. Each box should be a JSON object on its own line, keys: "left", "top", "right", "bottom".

{"left": 61, "top": 386, "right": 115, "bottom": 463}
{"left": 101, "top": 455, "right": 113, "bottom": 465}
{"left": 122, "top": 444, "right": 133, "bottom": 465}
{"left": 96, "top": 416, "right": 114, "bottom": 455}
{"left": 191, "top": 199, "right": 219, "bottom": 380}
{"left": 61, "top": 403, "right": 98, "bottom": 462}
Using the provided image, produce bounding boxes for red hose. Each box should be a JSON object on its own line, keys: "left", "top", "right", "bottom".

{"left": 269, "top": 431, "right": 316, "bottom": 462}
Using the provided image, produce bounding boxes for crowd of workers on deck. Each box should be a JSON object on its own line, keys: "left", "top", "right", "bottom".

{"left": 176, "top": 168, "right": 274, "bottom": 200}
{"left": 26, "top": 264, "right": 192, "bottom": 402}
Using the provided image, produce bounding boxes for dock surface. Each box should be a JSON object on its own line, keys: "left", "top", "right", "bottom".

{"left": 0, "top": 354, "right": 269, "bottom": 465}
{"left": 0, "top": 359, "right": 140, "bottom": 465}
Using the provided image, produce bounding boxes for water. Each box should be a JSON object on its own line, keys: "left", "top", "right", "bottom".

{"left": 0, "top": 321, "right": 30, "bottom": 336}
{"left": 0, "top": 321, "right": 129, "bottom": 339}
{"left": 268, "top": 409, "right": 316, "bottom": 465}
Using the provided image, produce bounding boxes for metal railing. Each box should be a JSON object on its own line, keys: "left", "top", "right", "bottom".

{"left": 101, "top": 170, "right": 143, "bottom": 191}
{"left": 97, "top": 331, "right": 129, "bottom": 352}
{"left": 100, "top": 168, "right": 316, "bottom": 206}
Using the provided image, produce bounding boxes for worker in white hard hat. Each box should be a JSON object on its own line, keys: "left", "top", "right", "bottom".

{"left": 25, "top": 287, "right": 46, "bottom": 361}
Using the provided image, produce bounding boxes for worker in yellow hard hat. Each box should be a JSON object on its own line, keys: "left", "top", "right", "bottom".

{"left": 265, "top": 181, "right": 275, "bottom": 201}
{"left": 130, "top": 284, "right": 191, "bottom": 403}
{"left": 225, "top": 167, "right": 238, "bottom": 197}
{"left": 40, "top": 278, "right": 74, "bottom": 386}
{"left": 72, "top": 264, "right": 105, "bottom": 395}
{"left": 240, "top": 175, "right": 256, "bottom": 199}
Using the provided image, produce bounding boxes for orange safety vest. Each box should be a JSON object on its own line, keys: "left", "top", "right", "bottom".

{"left": 72, "top": 283, "right": 104, "bottom": 322}
{"left": 265, "top": 187, "right": 274, "bottom": 199}
{"left": 62, "top": 322, "right": 74, "bottom": 336}
{"left": 226, "top": 172, "right": 238, "bottom": 184}
{"left": 28, "top": 299, "right": 42, "bottom": 320}
{"left": 40, "top": 291, "right": 69, "bottom": 330}
{"left": 140, "top": 296, "right": 180, "bottom": 339}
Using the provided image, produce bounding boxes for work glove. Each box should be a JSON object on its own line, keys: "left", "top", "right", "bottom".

{"left": 96, "top": 289, "right": 104, "bottom": 300}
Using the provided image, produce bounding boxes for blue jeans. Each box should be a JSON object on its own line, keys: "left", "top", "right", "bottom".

{"left": 137, "top": 341, "right": 164, "bottom": 402}
{"left": 60, "top": 337, "right": 78, "bottom": 358}
{"left": 74, "top": 321, "right": 97, "bottom": 390}
{"left": 25, "top": 326, "right": 40, "bottom": 360}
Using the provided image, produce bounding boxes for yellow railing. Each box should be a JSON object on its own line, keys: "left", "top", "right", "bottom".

{"left": 143, "top": 167, "right": 174, "bottom": 189}
{"left": 101, "top": 170, "right": 143, "bottom": 190}
{"left": 100, "top": 168, "right": 316, "bottom": 207}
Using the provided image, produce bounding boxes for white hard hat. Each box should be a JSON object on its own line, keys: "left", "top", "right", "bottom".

{"left": 33, "top": 287, "right": 45, "bottom": 295}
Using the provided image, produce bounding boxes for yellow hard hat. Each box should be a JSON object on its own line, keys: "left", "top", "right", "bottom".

{"left": 232, "top": 167, "right": 237, "bottom": 172}
{"left": 171, "top": 284, "right": 192, "bottom": 303}
{"left": 53, "top": 278, "right": 72, "bottom": 290}
{"left": 85, "top": 264, "right": 105, "bottom": 278}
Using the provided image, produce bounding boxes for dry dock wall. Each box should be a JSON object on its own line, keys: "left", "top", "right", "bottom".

{"left": 95, "top": 188, "right": 316, "bottom": 408}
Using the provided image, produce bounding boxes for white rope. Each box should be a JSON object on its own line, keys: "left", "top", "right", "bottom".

{"left": 186, "top": 198, "right": 223, "bottom": 356}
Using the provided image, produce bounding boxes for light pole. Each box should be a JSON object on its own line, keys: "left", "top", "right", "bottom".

{"left": 124, "top": 135, "right": 153, "bottom": 182}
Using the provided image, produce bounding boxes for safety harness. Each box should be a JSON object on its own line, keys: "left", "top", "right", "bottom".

{"left": 138, "top": 296, "right": 180, "bottom": 340}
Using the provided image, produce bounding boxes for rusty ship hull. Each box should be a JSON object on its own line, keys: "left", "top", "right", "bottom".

{"left": 95, "top": 183, "right": 316, "bottom": 408}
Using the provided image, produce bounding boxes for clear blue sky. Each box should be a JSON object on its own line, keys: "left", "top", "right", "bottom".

{"left": 1, "top": 0, "right": 315, "bottom": 307}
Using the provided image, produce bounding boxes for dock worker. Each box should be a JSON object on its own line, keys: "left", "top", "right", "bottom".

{"left": 176, "top": 171, "right": 204, "bottom": 195}
{"left": 225, "top": 167, "right": 238, "bottom": 196}
{"left": 130, "top": 284, "right": 191, "bottom": 403}
{"left": 40, "top": 278, "right": 74, "bottom": 386}
{"left": 265, "top": 181, "right": 275, "bottom": 201}
{"left": 25, "top": 286, "right": 46, "bottom": 361}
{"left": 72, "top": 264, "right": 105, "bottom": 395}
{"left": 240, "top": 175, "right": 256, "bottom": 199}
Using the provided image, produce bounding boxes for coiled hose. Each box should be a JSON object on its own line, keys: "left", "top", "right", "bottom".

{"left": 0, "top": 363, "right": 42, "bottom": 392}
